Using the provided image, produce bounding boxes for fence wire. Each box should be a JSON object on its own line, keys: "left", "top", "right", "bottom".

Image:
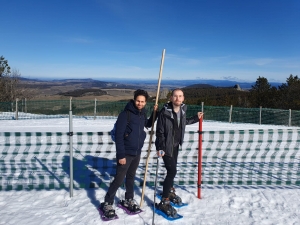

{"left": 1, "top": 129, "right": 299, "bottom": 191}
{"left": 1, "top": 100, "right": 300, "bottom": 126}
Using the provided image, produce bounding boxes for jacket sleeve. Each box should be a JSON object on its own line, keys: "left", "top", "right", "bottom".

{"left": 145, "top": 110, "right": 158, "bottom": 128}
{"left": 115, "top": 111, "right": 127, "bottom": 160}
{"left": 186, "top": 114, "right": 199, "bottom": 125}
{"left": 155, "top": 109, "right": 166, "bottom": 151}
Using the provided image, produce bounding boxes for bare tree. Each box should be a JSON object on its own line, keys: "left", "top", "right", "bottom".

{"left": 0, "top": 68, "right": 20, "bottom": 101}
{"left": 159, "top": 88, "right": 169, "bottom": 100}
{"left": 0, "top": 56, "right": 36, "bottom": 102}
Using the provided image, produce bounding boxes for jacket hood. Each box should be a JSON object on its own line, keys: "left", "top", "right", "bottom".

{"left": 124, "top": 99, "right": 147, "bottom": 115}
{"left": 163, "top": 102, "right": 186, "bottom": 119}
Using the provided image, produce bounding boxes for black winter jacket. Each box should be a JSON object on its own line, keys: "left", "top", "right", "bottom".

{"left": 115, "top": 100, "right": 155, "bottom": 160}
{"left": 155, "top": 102, "right": 199, "bottom": 157}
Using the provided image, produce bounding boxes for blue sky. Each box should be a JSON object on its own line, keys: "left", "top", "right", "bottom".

{"left": 1, "top": 0, "right": 299, "bottom": 83}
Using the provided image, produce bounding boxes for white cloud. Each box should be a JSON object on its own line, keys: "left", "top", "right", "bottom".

{"left": 227, "top": 57, "right": 300, "bottom": 69}
{"left": 228, "top": 58, "right": 275, "bottom": 66}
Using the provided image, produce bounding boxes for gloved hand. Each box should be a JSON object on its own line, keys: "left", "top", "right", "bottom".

{"left": 157, "top": 150, "right": 165, "bottom": 157}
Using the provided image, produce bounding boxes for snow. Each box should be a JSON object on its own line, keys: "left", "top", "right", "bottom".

{"left": 0, "top": 118, "right": 300, "bottom": 225}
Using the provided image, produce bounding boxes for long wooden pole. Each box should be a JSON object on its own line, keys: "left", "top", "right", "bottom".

{"left": 140, "top": 49, "right": 166, "bottom": 207}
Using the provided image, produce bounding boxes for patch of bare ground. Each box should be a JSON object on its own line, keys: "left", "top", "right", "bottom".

{"left": 31, "top": 89, "right": 157, "bottom": 101}
{"left": 19, "top": 79, "right": 158, "bottom": 101}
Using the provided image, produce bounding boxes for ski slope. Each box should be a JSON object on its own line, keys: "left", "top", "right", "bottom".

{"left": 0, "top": 118, "right": 300, "bottom": 225}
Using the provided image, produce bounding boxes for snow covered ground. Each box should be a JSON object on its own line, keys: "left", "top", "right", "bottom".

{"left": 0, "top": 118, "right": 300, "bottom": 225}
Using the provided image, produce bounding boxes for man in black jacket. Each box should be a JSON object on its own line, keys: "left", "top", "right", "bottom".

{"left": 99, "top": 89, "right": 158, "bottom": 219}
{"left": 155, "top": 88, "right": 203, "bottom": 217}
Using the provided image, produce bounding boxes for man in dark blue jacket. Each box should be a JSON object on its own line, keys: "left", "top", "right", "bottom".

{"left": 155, "top": 88, "right": 203, "bottom": 217}
{"left": 99, "top": 89, "right": 158, "bottom": 219}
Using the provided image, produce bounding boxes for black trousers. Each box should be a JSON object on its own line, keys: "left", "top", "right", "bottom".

{"left": 104, "top": 154, "right": 140, "bottom": 204}
{"left": 162, "top": 145, "right": 179, "bottom": 198}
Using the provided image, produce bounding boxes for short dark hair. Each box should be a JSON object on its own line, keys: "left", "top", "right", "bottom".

{"left": 134, "top": 89, "right": 149, "bottom": 101}
{"left": 171, "top": 88, "right": 184, "bottom": 96}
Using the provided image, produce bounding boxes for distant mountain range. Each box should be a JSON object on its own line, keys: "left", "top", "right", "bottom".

{"left": 73, "top": 78, "right": 283, "bottom": 89}
{"left": 20, "top": 77, "right": 283, "bottom": 90}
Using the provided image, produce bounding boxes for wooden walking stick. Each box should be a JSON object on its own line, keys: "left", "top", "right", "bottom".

{"left": 140, "top": 49, "right": 166, "bottom": 207}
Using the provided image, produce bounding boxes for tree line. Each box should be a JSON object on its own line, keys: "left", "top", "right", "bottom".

{"left": 1, "top": 55, "right": 299, "bottom": 110}
{"left": 159, "top": 75, "right": 300, "bottom": 110}
{"left": 58, "top": 89, "right": 107, "bottom": 97}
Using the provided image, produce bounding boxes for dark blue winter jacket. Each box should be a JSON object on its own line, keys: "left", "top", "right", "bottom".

{"left": 115, "top": 100, "right": 155, "bottom": 160}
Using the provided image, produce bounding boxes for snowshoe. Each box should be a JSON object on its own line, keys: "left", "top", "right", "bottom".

{"left": 117, "top": 198, "right": 142, "bottom": 215}
{"left": 169, "top": 194, "right": 182, "bottom": 205}
{"left": 98, "top": 202, "right": 118, "bottom": 221}
{"left": 154, "top": 203, "right": 183, "bottom": 221}
{"left": 157, "top": 188, "right": 188, "bottom": 208}
{"left": 169, "top": 188, "right": 187, "bottom": 207}
{"left": 156, "top": 197, "right": 178, "bottom": 218}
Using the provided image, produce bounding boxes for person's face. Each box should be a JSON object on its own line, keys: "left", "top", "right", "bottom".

{"left": 134, "top": 95, "right": 147, "bottom": 110}
{"left": 170, "top": 90, "right": 184, "bottom": 106}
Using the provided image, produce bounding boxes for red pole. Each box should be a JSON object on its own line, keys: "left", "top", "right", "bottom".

{"left": 197, "top": 117, "right": 203, "bottom": 199}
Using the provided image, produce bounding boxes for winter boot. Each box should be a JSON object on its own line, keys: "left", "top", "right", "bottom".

{"left": 168, "top": 187, "right": 182, "bottom": 205}
{"left": 157, "top": 197, "right": 177, "bottom": 217}
{"left": 119, "top": 198, "right": 141, "bottom": 213}
{"left": 99, "top": 202, "right": 116, "bottom": 219}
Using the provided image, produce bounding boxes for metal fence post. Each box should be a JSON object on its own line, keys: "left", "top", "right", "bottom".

{"left": 15, "top": 98, "right": 18, "bottom": 120}
{"left": 201, "top": 102, "right": 204, "bottom": 113}
{"left": 25, "top": 98, "right": 27, "bottom": 113}
{"left": 289, "top": 109, "right": 291, "bottom": 126}
{"left": 259, "top": 106, "right": 262, "bottom": 125}
{"left": 94, "top": 98, "right": 97, "bottom": 120}
{"left": 229, "top": 105, "right": 232, "bottom": 123}
{"left": 69, "top": 97, "right": 72, "bottom": 113}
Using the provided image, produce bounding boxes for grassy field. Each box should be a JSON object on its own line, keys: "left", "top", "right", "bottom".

{"left": 19, "top": 79, "right": 157, "bottom": 101}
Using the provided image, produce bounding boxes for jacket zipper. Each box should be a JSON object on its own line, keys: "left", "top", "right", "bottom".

{"left": 137, "top": 113, "right": 141, "bottom": 154}
{"left": 171, "top": 120, "right": 175, "bottom": 157}
{"left": 164, "top": 110, "right": 175, "bottom": 157}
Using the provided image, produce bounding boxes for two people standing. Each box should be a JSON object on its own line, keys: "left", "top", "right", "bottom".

{"left": 100, "top": 88, "right": 203, "bottom": 219}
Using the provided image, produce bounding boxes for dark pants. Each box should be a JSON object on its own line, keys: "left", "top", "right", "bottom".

{"left": 162, "top": 146, "right": 179, "bottom": 198}
{"left": 104, "top": 154, "right": 140, "bottom": 204}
